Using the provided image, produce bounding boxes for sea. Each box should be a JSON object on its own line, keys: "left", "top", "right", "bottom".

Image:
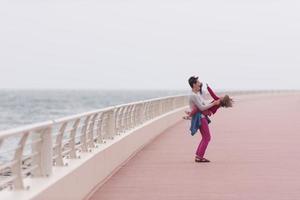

{"left": 0, "top": 89, "right": 187, "bottom": 131}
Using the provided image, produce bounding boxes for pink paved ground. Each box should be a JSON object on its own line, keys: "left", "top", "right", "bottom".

{"left": 90, "top": 93, "right": 300, "bottom": 200}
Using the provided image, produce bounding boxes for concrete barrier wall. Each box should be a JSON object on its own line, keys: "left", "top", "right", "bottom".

{"left": 22, "top": 107, "right": 187, "bottom": 200}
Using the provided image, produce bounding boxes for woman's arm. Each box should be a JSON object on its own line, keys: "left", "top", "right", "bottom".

{"left": 191, "top": 95, "right": 218, "bottom": 112}
{"left": 188, "top": 105, "right": 212, "bottom": 117}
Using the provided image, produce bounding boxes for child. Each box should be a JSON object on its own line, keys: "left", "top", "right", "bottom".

{"left": 184, "top": 84, "right": 233, "bottom": 119}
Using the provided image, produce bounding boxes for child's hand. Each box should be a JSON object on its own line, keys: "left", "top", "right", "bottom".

{"left": 184, "top": 110, "right": 191, "bottom": 115}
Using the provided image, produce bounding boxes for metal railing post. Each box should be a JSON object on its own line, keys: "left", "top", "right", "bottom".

{"left": 40, "top": 126, "right": 53, "bottom": 177}
{"left": 11, "top": 132, "right": 29, "bottom": 190}
{"left": 108, "top": 108, "right": 116, "bottom": 139}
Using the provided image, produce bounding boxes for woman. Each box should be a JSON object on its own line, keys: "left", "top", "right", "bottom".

{"left": 187, "top": 76, "right": 221, "bottom": 163}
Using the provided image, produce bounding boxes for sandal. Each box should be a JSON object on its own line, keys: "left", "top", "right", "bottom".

{"left": 195, "top": 157, "right": 210, "bottom": 162}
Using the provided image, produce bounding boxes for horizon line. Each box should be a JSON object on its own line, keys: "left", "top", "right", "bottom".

{"left": 0, "top": 88, "right": 299, "bottom": 92}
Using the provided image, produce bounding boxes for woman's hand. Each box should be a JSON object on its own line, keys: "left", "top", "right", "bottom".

{"left": 213, "top": 99, "right": 221, "bottom": 106}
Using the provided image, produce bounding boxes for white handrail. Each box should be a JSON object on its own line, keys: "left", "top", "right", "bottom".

{"left": 0, "top": 95, "right": 189, "bottom": 191}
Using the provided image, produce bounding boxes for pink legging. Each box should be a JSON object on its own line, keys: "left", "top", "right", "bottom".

{"left": 196, "top": 117, "right": 211, "bottom": 158}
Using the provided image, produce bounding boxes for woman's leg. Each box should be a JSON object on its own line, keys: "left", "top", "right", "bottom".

{"left": 195, "top": 118, "right": 211, "bottom": 158}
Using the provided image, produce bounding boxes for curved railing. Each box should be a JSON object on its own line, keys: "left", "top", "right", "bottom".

{"left": 0, "top": 95, "right": 188, "bottom": 191}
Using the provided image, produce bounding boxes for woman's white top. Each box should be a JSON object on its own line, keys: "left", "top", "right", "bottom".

{"left": 188, "top": 91, "right": 213, "bottom": 112}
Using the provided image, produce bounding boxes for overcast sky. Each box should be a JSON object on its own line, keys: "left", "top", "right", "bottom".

{"left": 0, "top": 0, "right": 299, "bottom": 91}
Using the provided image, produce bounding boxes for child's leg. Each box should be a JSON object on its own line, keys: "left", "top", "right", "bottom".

{"left": 207, "top": 85, "right": 221, "bottom": 114}
{"left": 189, "top": 105, "right": 199, "bottom": 117}
{"left": 207, "top": 85, "right": 219, "bottom": 100}
{"left": 183, "top": 106, "right": 198, "bottom": 120}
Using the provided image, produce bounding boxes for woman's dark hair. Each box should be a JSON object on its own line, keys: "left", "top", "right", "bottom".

{"left": 188, "top": 76, "right": 198, "bottom": 88}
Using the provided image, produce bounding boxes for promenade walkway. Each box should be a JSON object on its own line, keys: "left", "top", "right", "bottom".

{"left": 89, "top": 93, "right": 300, "bottom": 200}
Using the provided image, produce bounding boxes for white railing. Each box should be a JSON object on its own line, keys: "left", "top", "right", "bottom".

{"left": 0, "top": 95, "right": 188, "bottom": 191}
